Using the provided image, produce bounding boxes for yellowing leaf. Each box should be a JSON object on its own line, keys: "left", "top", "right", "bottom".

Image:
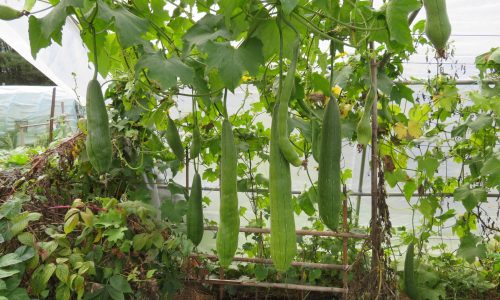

{"left": 80, "top": 208, "right": 94, "bottom": 227}
{"left": 64, "top": 214, "right": 79, "bottom": 234}
{"left": 394, "top": 122, "right": 407, "bottom": 139}
{"left": 93, "top": 229, "right": 102, "bottom": 243}
{"left": 408, "top": 120, "right": 423, "bottom": 138}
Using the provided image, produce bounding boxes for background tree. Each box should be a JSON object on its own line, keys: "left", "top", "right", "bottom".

{"left": 0, "top": 39, "right": 53, "bottom": 85}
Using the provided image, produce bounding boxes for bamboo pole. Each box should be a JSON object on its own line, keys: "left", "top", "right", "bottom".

{"left": 157, "top": 185, "right": 500, "bottom": 198}
{"left": 342, "top": 196, "right": 349, "bottom": 299}
{"left": 369, "top": 42, "right": 380, "bottom": 274}
{"left": 203, "top": 226, "right": 369, "bottom": 239}
{"left": 191, "top": 278, "right": 348, "bottom": 294}
{"left": 192, "top": 254, "right": 350, "bottom": 271}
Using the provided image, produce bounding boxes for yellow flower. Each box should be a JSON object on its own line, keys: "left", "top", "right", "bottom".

{"left": 336, "top": 52, "right": 348, "bottom": 58}
{"left": 331, "top": 86, "right": 342, "bottom": 96}
{"left": 340, "top": 104, "right": 351, "bottom": 117}
{"left": 242, "top": 74, "right": 252, "bottom": 82}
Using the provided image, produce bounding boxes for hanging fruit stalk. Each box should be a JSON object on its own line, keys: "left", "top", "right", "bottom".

{"left": 190, "top": 98, "right": 201, "bottom": 159}
{"left": 277, "top": 36, "right": 303, "bottom": 167}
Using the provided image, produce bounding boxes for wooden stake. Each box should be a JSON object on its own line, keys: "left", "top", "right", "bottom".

{"left": 369, "top": 42, "right": 381, "bottom": 297}
{"left": 48, "top": 87, "right": 56, "bottom": 142}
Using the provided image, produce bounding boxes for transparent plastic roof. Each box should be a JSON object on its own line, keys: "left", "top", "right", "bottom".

{"left": 1, "top": 0, "right": 499, "bottom": 101}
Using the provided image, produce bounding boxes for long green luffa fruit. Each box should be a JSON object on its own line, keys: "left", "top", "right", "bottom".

{"left": 270, "top": 106, "right": 296, "bottom": 272}
{"left": 216, "top": 119, "right": 239, "bottom": 268}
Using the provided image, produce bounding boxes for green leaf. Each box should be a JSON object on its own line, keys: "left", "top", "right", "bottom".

{"left": 298, "top": 192, "right": 315, "bottom": 216}
{"left": 183, "top": 14, "right": 230, "bottom": 48}
{"left": 28, "top": 0, "right": 83, "bottom": 57}
{"left": 38, "top": 241, "right": 58, "bottom": 261}
{"left": 281, "top": 0, "right": 299, "bottom": 15}
{"left": 417, "top": 156, "right": 439, "bottom": 177}
{"left": 203, "top": 38, "right": 264, "bottom": 91}
{"left": 107, "top": 285, "right": 125, "bottom": 300}
{"left": 23, "top": 0, "right": 36, "bottom": 11}
{"left": 457, "top": 233, "right": 487, "bottom": 263}
{"left": 254, "top": 265, "right": 268, "bottom": 281}
{"left": 4, "top": 288, "right": 30, "bottom": 300}
{"left": 391, "top": 82, "right": 414, "bottom": 104}
{"left": 132, "top": 233, "right": 149, "bottom": 251}
{"left": 252, "top": 19, "right": 296, "bottom": 60}
{"left": 109, "top": 275, "right": 132, "bottom": 293}
{"left": 135, "top": 53, "right": 194, "bottom": 90}
{"left": 14, "top": 246, "right": 35, "bottom": 262}
{"left": 403, "top": 180, "right": 417, "bottom": 200}
{"left": 103, "top": 227, "right": 128, "bottom": 243}
{"left": 160, "top": 199, "right": 187, "bottom": 223}
{"left": 332, "top": 65, "right": 353, "bottom": 89}
{"left": 55, "top": 264, "right": 69, "bottom": 283}
{"left": 10, "top": 212, "right": 42, "bottom": 237}
{"left": 385, "top": 169, "right": 407, "bottom": 188}
{"left": 451, "top": 123, "right": 468, "bottom": 137}
{"left": 377, "top": 71, "right": 393, "bottom": 95}
{"left": 17, "top": 232, "right": 35, "bottom": 246}
{"left": 453, "top": 185, "right": 487, "bottom": 212}
{"left": 436, "top": 209, "right": 455, "bottom": 221}
{"left": 97, "top": 0, "right": 149, "bottom": 48}
{"left": 385, "top": 0, "right": 421, "bottom": 47}
{"left": 0, "top": 254, "right": 22, "bottom": 268}
{"left": 0, "top": 269, "right": 19, "bottom": 279}
{"left": 219, "top": 0, "right": 243, "bottom": 27}
{"left": 418, "top": 197, "right": 438, "bottom": 219}
{"left": 30, "top": 263, "right": 56, "bottom": 295}
{"left": 55, "top": 284, "right": 71, "bottom": 300}
{"left": 310, "top": 73, "right": 331, "bottom": 96}
{"left": 468, "top": 115, "right": 493, "bottom": 132}
{"left": 480, "top": 153, "right": 500, "bottom": 186}
{"left": 308, "top": 269, "right": 322, "bottom": 283}
{"left": 94, "top": 209, "right": 123, "bottom": 228}
{"left": 0, "top": 197, "right": 25, "bottom": 220}
{"left": 71, "top": 274, "right": 84, "bottom": 299}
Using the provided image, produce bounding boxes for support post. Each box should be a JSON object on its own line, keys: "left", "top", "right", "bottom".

{"left": 48, "top": 87, "right": 56, "bottom": 142}
{"left": 342, "top": 189, "right": 349, "bottom": 299}
{"left": 354, "top": 147, "right": 367, "bottom": 227}
{"left": 369, "top": 42, "right": 381, "bottom": 290}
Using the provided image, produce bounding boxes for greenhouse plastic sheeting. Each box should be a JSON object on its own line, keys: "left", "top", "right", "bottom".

{"left": 0, "top": 0, "right": 96, "bottom": 100}
{"left": 1, "top": 0, "right": 500, "bottom": 103}
{"left": 0, "top": 86, "right": 83, "bottom": 145}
